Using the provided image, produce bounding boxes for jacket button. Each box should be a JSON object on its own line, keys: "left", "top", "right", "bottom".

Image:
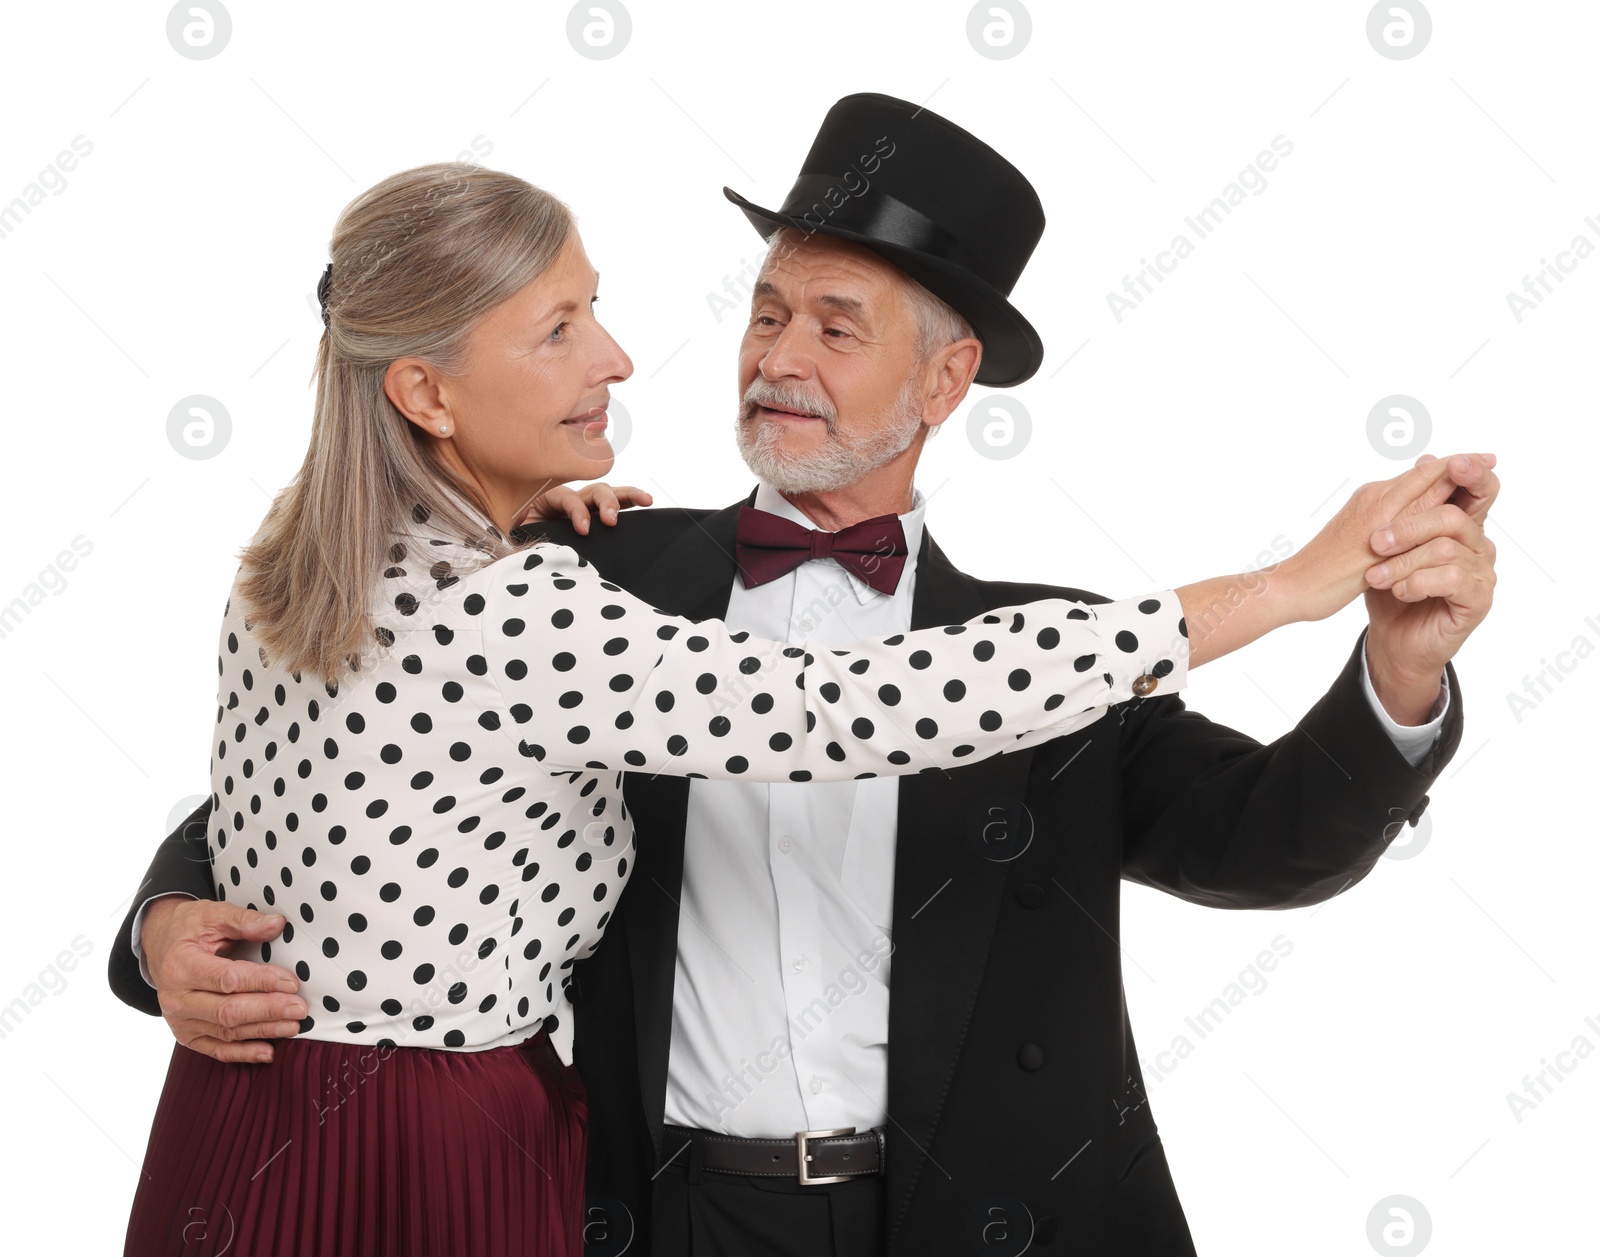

{"left": 1034, "top": 1214, "right": 1057, "bottom": 1244}
{"left": 1407, "top": 793, "right": 1430, "bottom": 827}
{"left": 1017, "top": 1042, "right": 1045, "bottom": 1071}
{"left": 1016, "top": 884, "right": 1045, "bottom": 909}
{"left": 1131, "top": 674, "right": 1158, "bottom": 697}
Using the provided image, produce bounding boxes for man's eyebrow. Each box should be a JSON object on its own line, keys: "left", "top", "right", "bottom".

{"left": 751, "top": 280, "right": 870, "bottom": 320}
{"left": 815, "top": 293, "right": 867, "bottom": 318}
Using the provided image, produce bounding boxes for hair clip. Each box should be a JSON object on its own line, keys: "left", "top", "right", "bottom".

{"left": 317, "top": 261, "right": 333, "bottom": 327}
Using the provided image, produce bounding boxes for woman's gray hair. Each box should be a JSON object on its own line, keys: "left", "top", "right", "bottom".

{"left": 237, "top": 161, "right": 576, "bottom": 685}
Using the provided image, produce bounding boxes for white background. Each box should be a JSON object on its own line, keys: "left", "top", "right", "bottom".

{"left": 0, "top": 2, "right": 1591, "bottom": 1253}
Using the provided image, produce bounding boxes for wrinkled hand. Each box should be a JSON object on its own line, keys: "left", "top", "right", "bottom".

{"left": 517, "top": 482, "right": 653, "bottom": 534}
{"left": 1282, "top": 453, "right": 1488, "bottom": 624}
{"left": 1363, "top": 452, "right": 1498, "bottom": 700}
{"left": 142, "top": 895, "right": 306, "bottom": 1063}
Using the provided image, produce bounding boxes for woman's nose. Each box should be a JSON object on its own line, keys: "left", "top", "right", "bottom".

{"left": 598, "top": 325, "right": 632, "bottom": 384}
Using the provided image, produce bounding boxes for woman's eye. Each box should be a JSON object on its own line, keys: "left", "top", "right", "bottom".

{"left": 549, "top": 321, "right": 571, "bottom": 342}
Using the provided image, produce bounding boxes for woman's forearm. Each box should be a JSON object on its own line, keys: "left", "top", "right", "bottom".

{"left": 1176, "top": 564, "right": 1299, "bottom": 668}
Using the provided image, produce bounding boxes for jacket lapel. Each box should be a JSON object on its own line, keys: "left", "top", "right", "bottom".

{"left": 884, "top": 529, "right": 1035, "bottom": 1242}
{"left": 623, "top": 493, "right": 748, "bottom": 1158}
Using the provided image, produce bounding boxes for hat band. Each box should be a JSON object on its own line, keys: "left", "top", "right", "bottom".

{"left": 775, "top": 174, "right": 997, "bottom": 292}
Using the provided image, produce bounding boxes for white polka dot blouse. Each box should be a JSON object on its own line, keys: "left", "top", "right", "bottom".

{"left": 207, "top": 507, "right": 1189, "bottom": 1061}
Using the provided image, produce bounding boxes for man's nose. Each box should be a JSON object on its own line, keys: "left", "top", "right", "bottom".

{"left": 760, "top": 322, "right": 814, "bottom": 380}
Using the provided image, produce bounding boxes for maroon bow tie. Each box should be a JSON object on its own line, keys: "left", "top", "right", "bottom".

{"left": 734, "top": 505, "right": 909, "bottom": 595}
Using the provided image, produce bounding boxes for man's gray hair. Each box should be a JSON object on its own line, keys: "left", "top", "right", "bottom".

{"left": 763, "top": 227, "right": 975, "bottom": 363}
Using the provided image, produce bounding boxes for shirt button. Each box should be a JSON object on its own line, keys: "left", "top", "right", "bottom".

{"left": 793, "top": 956, "right": 807, "bottom": 972}
{"left": 1132, "top": 674, "right": 1158, "bottom": 697}
{"left": 809, "top": 1076, "right": 823, "bottom": 1094}
{"left": 777, "top": 836, "right": 793, "bottom": 853}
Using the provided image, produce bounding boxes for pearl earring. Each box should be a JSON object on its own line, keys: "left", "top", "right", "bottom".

{"left": 439, "top": 424, "right": 449, "bottom": 434}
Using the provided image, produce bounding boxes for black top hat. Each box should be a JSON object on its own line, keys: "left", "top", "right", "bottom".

{"left": 724, "top": 92, "right": 1045, "bottom": 387}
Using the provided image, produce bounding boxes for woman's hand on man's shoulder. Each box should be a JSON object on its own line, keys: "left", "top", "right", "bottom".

{"left": 517, "top": 483, "right": 653, "bottom": 535}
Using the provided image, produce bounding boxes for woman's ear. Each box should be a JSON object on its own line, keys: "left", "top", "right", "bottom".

{"left": 385, "top": 358, "right": 454, "bottom": 437}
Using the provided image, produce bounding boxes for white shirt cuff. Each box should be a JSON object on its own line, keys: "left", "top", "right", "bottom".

{"left": 1360, "top": 639, "right": 1449, "bottom": 769}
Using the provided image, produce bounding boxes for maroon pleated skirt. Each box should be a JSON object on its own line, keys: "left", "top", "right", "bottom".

{"left": 122, "top": 1028, "right": 587, "bottom": 1256}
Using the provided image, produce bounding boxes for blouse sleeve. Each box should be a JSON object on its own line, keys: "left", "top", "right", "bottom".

{"left": 478, "top": 542, "right": 1188, "bottom": 780}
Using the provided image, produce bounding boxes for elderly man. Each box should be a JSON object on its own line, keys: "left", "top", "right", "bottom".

{"left": 111, "top": 94, "right": 1497, "bottom": 1256}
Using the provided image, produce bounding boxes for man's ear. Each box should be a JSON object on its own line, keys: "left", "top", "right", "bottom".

{"left": 922, "top": 337, "right": 983, "bottom": 429}
{"left": 385, "top": 358, "right": 453, "bottom": 436}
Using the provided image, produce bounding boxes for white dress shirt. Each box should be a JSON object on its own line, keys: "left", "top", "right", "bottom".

{"left": 662, "top": 482, "right": 1450, "bottom": 1136}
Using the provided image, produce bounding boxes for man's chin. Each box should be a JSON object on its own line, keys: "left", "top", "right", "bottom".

{"left": 738, "top": 449, "right": 853, "bottom": 496}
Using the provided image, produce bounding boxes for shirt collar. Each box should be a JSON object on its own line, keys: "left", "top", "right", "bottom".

{"left": 751, "top": 481, "right": 927, "bottom": 605}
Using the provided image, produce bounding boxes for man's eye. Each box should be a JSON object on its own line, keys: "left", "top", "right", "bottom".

{"left": 824, "top": 327, "right": 849, "bottom": 339}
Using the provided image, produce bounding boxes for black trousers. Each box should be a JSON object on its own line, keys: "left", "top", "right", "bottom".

{"left": 649, "top": 1139, "right": 887, "bottom": 1257}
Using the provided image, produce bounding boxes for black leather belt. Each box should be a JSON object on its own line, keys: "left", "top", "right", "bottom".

{"left": 662, "top": 1123, "right": 886, "bottom": 1185}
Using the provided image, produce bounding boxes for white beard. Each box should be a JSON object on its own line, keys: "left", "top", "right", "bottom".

{"left": 735, "top": 376, "right": 926, "bottom": 495}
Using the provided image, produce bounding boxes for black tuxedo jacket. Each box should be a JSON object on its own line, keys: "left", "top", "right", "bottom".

{"left": 110, "top": 492, "right": 1462, "bottom": 1256}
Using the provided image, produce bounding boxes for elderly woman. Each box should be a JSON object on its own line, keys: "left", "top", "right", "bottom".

{"left": 120, "top": 162, "right": 1453, "bottom": 1257}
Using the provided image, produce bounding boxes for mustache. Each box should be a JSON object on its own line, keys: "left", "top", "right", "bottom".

{"left": 740, "top": 378, "right": 838, "bottom": 426}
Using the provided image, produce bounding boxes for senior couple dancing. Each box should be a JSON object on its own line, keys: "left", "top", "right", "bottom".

{"left": 111, "top": 93, "right": 1497, "bottom": 1256}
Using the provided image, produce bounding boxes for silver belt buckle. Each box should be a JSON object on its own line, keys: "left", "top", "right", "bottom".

{"left": 795, "top": 1126, "right": 856, "bottom": 1185}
